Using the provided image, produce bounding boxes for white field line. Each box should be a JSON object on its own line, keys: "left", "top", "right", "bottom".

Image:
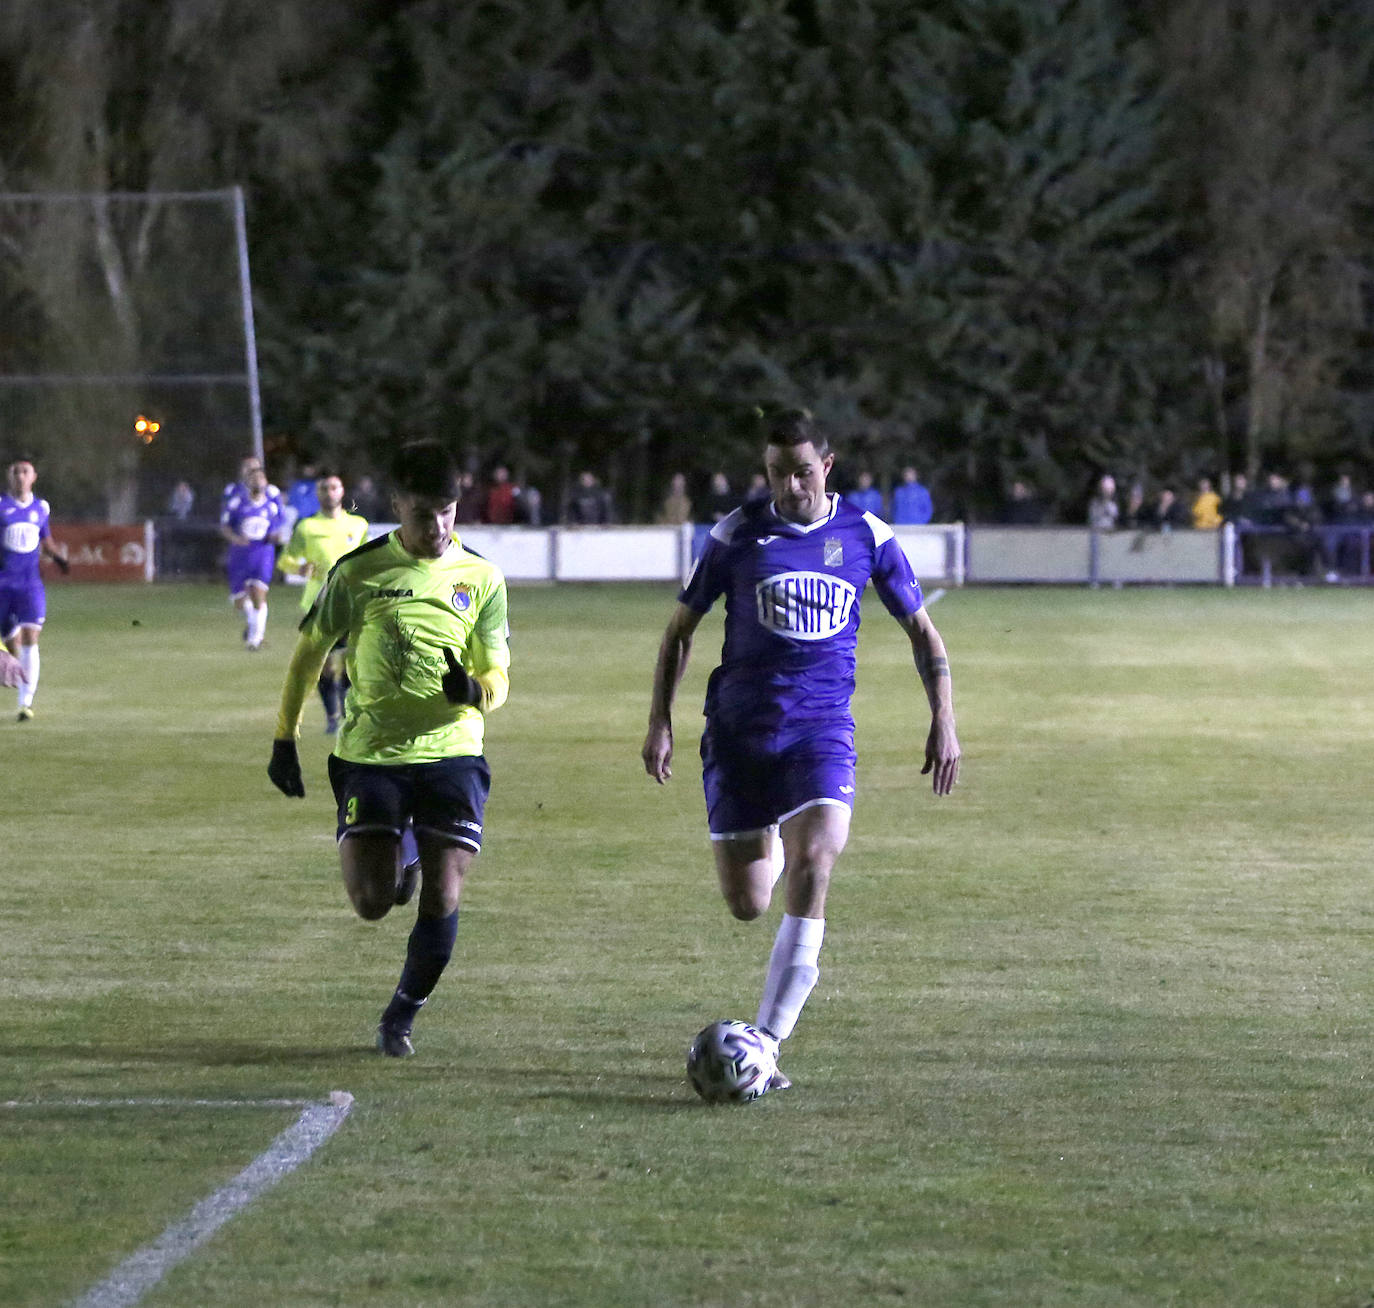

{"left": 924, "top": 586, "right": 947, "bottom": 606}
{"left": 3, "top": 1097, "right": 314, "bottom": 1110}
{"left": 8, "top": 1091, "right": 355, "bottom": 1308}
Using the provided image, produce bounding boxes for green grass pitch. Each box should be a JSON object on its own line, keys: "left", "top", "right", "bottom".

{"left": 3, "top": 580, "right": 1373, "bottom": 1306}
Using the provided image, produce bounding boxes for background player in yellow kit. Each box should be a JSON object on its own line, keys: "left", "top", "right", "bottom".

{"left": 277, "top": 470, "right": 369, "bottom": 734}
{"left": 267, "top": 440, "right": 510, "bottom": 1058}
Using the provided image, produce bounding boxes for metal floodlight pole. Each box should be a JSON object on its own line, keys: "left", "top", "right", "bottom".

{"left": 231, "top": 185, "right": 265, "bottom": 463}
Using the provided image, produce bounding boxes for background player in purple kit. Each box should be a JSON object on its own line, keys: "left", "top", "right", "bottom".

{"left": 1, "top": 457, "right": 69, "bottom": 721}
{"left": 221, "top": 462, "right": 287, "bottom": 650}
{"left": 642, "top": 408, "right": 960, "bottom": 1093}
{"left": 221, "top": 453, "right": 282, "bottom": 514}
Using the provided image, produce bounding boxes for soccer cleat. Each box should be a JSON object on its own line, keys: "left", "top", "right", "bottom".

{"left": 376, "top": 1017, "right": 415, "bottom": 1058}
{"left": 17, "top": 705, "right": 34, "bottom": 722}
{"left": 757, "top": 1028, "right": 789, "bottom": 1092}
{"left": 394, "top": 858, "right": 421, "bottom": 906}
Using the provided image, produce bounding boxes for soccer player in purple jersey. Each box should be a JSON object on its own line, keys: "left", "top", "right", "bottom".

{"left": 221, "top": 462, "right": 288, "bottom": 650}
{"left": 1, "top": 457, "right": 69, "bottom": 721}
{"left": 642, "top": 409, "right": 960, "bottom": 1093}
{"left": 221, "top": 453, "right": 282, "bottom": 515}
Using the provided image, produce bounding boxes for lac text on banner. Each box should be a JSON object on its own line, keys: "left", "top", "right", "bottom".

{"left": 49, "top": 522, "right": 153, "bottom": 582}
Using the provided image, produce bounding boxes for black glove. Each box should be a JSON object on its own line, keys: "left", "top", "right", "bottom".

{"left": 441, "top": 648, "right": 481, "bottom": 707}
{"left": 268, "top": 739, "right": 305, "bottom": 797}
{"left": 52, "top": 554, "right": 70, "bottom": 575}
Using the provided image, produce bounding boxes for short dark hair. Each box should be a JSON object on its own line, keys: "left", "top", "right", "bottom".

{"left": 390, "top": 440, "right": 463, "bottom": 500}
{"left": 760, "top": 406, "right": 828, "bottom": 456}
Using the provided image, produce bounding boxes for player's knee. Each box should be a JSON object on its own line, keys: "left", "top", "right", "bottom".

{"left": 350, "top": 890, "right": 392, "bottom": 921}
{"left": 420, "top": 883, "right": 462, "bottom": 918}
{"left": 724, "top": 888, "right": 769, "bottom": 921}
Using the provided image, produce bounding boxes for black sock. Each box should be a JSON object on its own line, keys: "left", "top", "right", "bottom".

{"left": 384, "top": 910, "right": 459, "bottom": 1023}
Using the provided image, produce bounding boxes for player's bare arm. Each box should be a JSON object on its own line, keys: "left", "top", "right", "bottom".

{"left": 901, "top": 606, "right": 961, "bottom": 796}
{"left": 643, "top": 602, "right": 703, "bottom": 783}
{"left": 41, "top": 537, "right": 69, "bottom": 572}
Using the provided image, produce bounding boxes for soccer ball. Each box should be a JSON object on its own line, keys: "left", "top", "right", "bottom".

{"left": 686, "top": 1019, "right": 776, "bottom": 1104}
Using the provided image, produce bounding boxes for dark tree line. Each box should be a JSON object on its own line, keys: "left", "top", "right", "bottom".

{"left": 1, "top": 0, "right": 1371, "bottom": 521}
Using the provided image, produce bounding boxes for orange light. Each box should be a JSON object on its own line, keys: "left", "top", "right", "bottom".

{"left": 134, "top": 415, "right": 161, "bottom": 444}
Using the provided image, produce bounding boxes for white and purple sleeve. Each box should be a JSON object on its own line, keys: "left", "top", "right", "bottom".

{"left": 864, "top": 512, "right": 924, "bottom": 619}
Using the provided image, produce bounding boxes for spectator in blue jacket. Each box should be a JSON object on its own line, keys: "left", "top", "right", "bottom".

{"left": 891, "top": 466, "right": 933, "bottom": 524}
{"left": 844, "top": 470, "right": 885, "bottom": 518}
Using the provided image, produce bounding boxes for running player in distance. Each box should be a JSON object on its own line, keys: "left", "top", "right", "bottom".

{"left": 277, "top": 470, "right": 369, "bottom": 733}
{"left": 221, "top": 462, "right": 288, "bottom": 650}
{"left": 1, "top": 457, "right": 69, "bottom": 721}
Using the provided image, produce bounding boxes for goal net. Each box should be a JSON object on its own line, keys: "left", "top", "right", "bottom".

{"left": 0, "top": 188, "right": 262, "bottom": 523}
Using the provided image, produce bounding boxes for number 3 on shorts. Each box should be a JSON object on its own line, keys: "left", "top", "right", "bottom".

{"left": 345, "top": 795, "right": 359, "bottom": 826}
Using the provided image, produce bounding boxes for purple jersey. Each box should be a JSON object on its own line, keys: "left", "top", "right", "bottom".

{"left": 222, "top": 479, "right": 283, "bottom": 511}
{"left": 680, "top": 494, "right": 924, "bottom": 743}
{"left": 0, "top": 494, "right": 51, "bottom": 585}
{"left": 221, "top": 489, "right": 286, "bottom": 544}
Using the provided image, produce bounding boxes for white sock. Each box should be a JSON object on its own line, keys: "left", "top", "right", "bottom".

{"left": 756, "top": 913, "right": 825, "bottom": 1044}
{"left": 18, "top": 645, "right": 38, "bottom": 708}
{"left": 250, "top": 603, "right": 268, "bottom": 644}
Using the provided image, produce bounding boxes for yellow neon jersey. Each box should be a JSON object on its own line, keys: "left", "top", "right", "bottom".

{"left": 276, "top": 530, "right": 509, "bottom": 763}
{"left": 278, "top": 511, "right": 370, "bottom": 611}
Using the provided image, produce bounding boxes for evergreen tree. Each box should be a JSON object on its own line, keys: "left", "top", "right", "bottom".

{"left": 804, "top": 0, "right": 1189, "bottom": 517}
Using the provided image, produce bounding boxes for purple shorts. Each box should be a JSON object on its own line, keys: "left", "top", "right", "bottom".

{"left": 226, "top": 542, "right": 276, "bottom": 597}
{"left": 0, "top": 580, "right": 45, "bottom": 639}
{"left": 700, "top": 720, "right": 856, "bottom": 837}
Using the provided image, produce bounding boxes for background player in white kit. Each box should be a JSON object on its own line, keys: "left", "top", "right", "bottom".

{"left": 642, "top": 409, "right": 960, "bottom": 1092}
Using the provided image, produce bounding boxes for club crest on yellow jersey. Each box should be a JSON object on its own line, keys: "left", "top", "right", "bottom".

{"left": 452, "top": 582, "right": 473, "bottom": 612}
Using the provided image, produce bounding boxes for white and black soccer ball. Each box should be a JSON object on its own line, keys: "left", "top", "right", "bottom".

{"left": 687, "top": 1019, "right": 776, "bottom": 1104}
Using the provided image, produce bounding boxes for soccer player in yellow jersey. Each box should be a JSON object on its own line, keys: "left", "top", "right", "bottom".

{"left": 267, "top": 441, "right": 510, "bottom": 1058}
{"left": 277, "top": 470, "right": 369, "bottom": 734}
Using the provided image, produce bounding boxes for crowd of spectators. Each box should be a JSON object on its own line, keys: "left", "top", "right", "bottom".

{"left": 162, "top": 456, "right": 1374, "bottom": 583}
{"left": 1080, "top": 467, "right": 1374, "bottom": 581}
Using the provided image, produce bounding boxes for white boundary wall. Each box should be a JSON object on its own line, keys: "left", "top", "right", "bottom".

{"left": 967, "top": 524, "right": 1236, "bottom": 585}
{"left": 366, "top": 522, "right": 969, "bottom": 586}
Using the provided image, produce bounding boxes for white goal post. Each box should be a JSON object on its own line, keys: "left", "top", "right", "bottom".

{"left": 0, "top": 186, "right": 264, "bottom": 520}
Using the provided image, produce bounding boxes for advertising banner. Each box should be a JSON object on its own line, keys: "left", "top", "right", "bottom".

{"left": 49, "top": 522, "right": 154, "bottom": 582}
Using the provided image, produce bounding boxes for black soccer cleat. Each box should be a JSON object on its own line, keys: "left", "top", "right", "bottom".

{"left": 376, "top": 1018, "right": 415, "bottom": 1058}
{"left": 766, "top": 1067, "right": 792, "bottom": 1092}
{"left": 16, "top": 706, "right": 33, "bottom": 722}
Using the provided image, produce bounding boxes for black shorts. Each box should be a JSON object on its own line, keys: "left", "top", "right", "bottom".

{"left": 327, "top": 754, "right": 491, "bottom": 853}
